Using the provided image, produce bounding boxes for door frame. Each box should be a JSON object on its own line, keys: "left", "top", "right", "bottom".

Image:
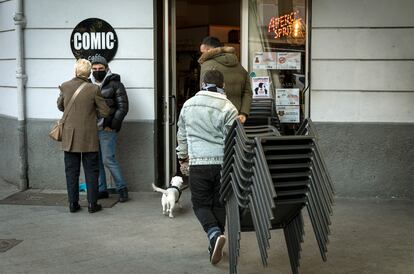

{"left": 163, "top": 0, "right": 172, "bottom": 188}
{"left": 155, "top": 0, "right": 179, "bottom": 188}
{"left": 162, "top": 0, "right": 178, "bottom": 188}
{"left": 154, "top": 0, "right": 165, "bottom": 187}
{"left": 154, "top": 0, "right": 246, "bottom": 188}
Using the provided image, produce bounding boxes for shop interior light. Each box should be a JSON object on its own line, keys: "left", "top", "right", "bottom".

{"left": 293, "top": 20, "right": 300, "bottom": 37}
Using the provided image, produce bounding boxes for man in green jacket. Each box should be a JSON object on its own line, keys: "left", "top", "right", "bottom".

{"left": 198, "top": 36, "right": 252, "bottom": 123}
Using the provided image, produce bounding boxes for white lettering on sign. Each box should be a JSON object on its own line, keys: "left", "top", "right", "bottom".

{"left": 90, "top": 32, "right": 102, "bottom": 50}
{"left": 73, "top": 32, "right": 82, "bottom": 50}
{"left": 73, "top": 32, "right": 115, "bottom": 50}
{"left": 82, "top": 33, "right": 90, "bottom": 49}
{"left": 106, "top": 32, "right": 114, "bottom": 49}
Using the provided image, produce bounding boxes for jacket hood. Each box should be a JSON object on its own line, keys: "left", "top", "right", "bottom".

{"left": 102, "top": 72, "right": 121, "bottom": 85}
{"left": 105, "top": 73, "right": 120, "bottom": 82}
{"left": 198, "top": 46, "right": 238, "bottom": 67}
{"left": 90, "top": 70, "right": 121, "bottom": 85}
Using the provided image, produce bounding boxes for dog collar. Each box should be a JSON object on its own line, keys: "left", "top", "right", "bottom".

{"left": 168, "top": 185, "right": 182, "bottom": 203}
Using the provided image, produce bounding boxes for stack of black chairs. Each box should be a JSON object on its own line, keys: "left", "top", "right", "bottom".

{"left": 244, "top": 98, "right": 282, "bottom": 133}
{"left": 220, "top": 118, "right": 334, "bottom": 274}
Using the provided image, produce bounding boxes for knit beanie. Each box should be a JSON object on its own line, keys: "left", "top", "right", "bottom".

{"left": 91, "top": 55, "right": 108, "bottom": 68}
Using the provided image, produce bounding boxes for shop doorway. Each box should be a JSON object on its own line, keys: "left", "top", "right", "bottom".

{"left": 158, "top": 0, "right": 242, "bottom": 187}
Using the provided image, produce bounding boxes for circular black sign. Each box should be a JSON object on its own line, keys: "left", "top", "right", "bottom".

{"left": 70, "top": 18, "right": 118, "bottom": 62}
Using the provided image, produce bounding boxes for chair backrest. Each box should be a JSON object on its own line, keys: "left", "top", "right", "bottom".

{"left": 245, "top": 98, "right": 281, "bottom": 131}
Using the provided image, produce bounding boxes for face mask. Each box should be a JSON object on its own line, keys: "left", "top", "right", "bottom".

{"left": 93, "top": 70, "right": 107, "bottom": 82}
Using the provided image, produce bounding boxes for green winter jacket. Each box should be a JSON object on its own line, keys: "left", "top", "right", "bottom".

{"left": 198, "top": 47, "right": 252, "bottom": 116}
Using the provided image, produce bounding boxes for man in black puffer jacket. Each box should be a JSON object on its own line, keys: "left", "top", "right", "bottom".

{"left": 91, "top": 56, "right": 129, "bottom": 202}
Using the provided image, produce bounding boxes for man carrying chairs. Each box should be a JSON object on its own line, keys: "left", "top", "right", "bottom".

{"left": 176, "top": 70, "right": 238, "bottom": 265}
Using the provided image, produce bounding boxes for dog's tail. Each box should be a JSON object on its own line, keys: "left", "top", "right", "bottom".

{"left": 152, "top": 183, "right": 168, "bottom": 195}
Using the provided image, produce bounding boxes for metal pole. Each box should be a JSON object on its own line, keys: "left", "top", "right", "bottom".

{"left": 306, "top": 0, "right": 312, "bottom": 119}
{"left": 14, "top": 0, "right": 28, "bottom": 190}
{"left": 163, "top": 0, "right": 170, "bottom": 188}
{"left": 170, "top": 0, "right": 177, "bottom": 176}
{"left": 240, "top": 0, "right": 249, "bottom": 69}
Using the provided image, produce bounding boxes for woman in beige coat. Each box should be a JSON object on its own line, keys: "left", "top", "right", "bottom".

{"left": 57, "top": 59, "right": 109, "bottom": 213}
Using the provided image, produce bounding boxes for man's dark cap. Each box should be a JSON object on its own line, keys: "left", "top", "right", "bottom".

{"left": 91, "top": 55, "right": 108, "bottom": 68}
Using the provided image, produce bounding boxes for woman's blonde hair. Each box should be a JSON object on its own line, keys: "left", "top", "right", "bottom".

{"left": 74, "top": 58, "right": 91, "bottom": 78}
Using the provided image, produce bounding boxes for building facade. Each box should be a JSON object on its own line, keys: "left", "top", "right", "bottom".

{"left": 0, "top": 0, "right": 413, "bottom": 199}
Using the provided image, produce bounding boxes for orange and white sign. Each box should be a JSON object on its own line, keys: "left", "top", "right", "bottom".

{"left": 276, "top": 52, "right": 301, "bottom": 70}
{"left": 268, "top": 11, "right": 302, "bottom": 39}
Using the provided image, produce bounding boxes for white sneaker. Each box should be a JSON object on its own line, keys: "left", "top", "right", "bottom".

{"left": 210, "top": 235, "right": 226, "bottom": 265}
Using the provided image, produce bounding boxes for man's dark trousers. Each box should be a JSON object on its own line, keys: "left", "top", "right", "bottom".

{"left": 189, "top": 164, "right": 226, "bottom": 233}
{"left": 64, "top": 152, "right": 99, "bottom": 204}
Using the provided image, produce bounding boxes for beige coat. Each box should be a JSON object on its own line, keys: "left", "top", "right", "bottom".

{"left": 57, "top": 77, "right": 110, "bottom": 152}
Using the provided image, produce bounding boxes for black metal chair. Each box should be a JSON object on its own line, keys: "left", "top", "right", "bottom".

{"left": 221, "top": 118, "right": 334, "bottom": 274}
{"left": 245, "top": 98, "right": 282, "bottom": 133}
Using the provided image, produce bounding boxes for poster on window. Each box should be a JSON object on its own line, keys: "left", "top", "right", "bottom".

{"left": 276, "top": 105, "right": 300, "bottom": 123}
{"left": 276, "top": 52, "right": 301, "bottom": 70}
{"left": 252, "top": 52, "right": 277, "bottom": 69}
{"left": 252, "top": 77, "right": 271, "bottom": 98}
{"left": 276, "top": 88, "right": 299, "bottom": 105}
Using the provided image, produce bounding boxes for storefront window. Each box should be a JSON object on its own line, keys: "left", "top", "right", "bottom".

{"left": 248, "top": 0, "right": 307, "bottom": 133}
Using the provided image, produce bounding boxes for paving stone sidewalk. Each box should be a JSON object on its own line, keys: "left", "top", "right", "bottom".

{"left": 0, "top": 179, "right": 413, "bottom": 274}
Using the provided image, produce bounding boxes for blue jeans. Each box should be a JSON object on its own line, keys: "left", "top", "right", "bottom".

{"left": 98, "top": 130, "right": 127, "bottom": 192}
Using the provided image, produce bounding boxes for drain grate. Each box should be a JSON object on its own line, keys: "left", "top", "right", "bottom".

{"left": 0, "top": 239, "right": 23, "bottom": 252}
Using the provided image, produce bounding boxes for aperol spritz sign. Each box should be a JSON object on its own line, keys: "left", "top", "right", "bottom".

{"left": 268, "top": 11, "right": 303, "bottom": 39}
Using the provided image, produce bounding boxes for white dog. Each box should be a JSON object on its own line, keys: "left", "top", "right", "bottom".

{"left": 152, "top": 176, "right": 183, "bottom": 218}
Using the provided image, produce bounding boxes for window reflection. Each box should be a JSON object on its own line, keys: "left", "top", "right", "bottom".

{"left": 249, "top": 0, "right": 307, "bottom": 133}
